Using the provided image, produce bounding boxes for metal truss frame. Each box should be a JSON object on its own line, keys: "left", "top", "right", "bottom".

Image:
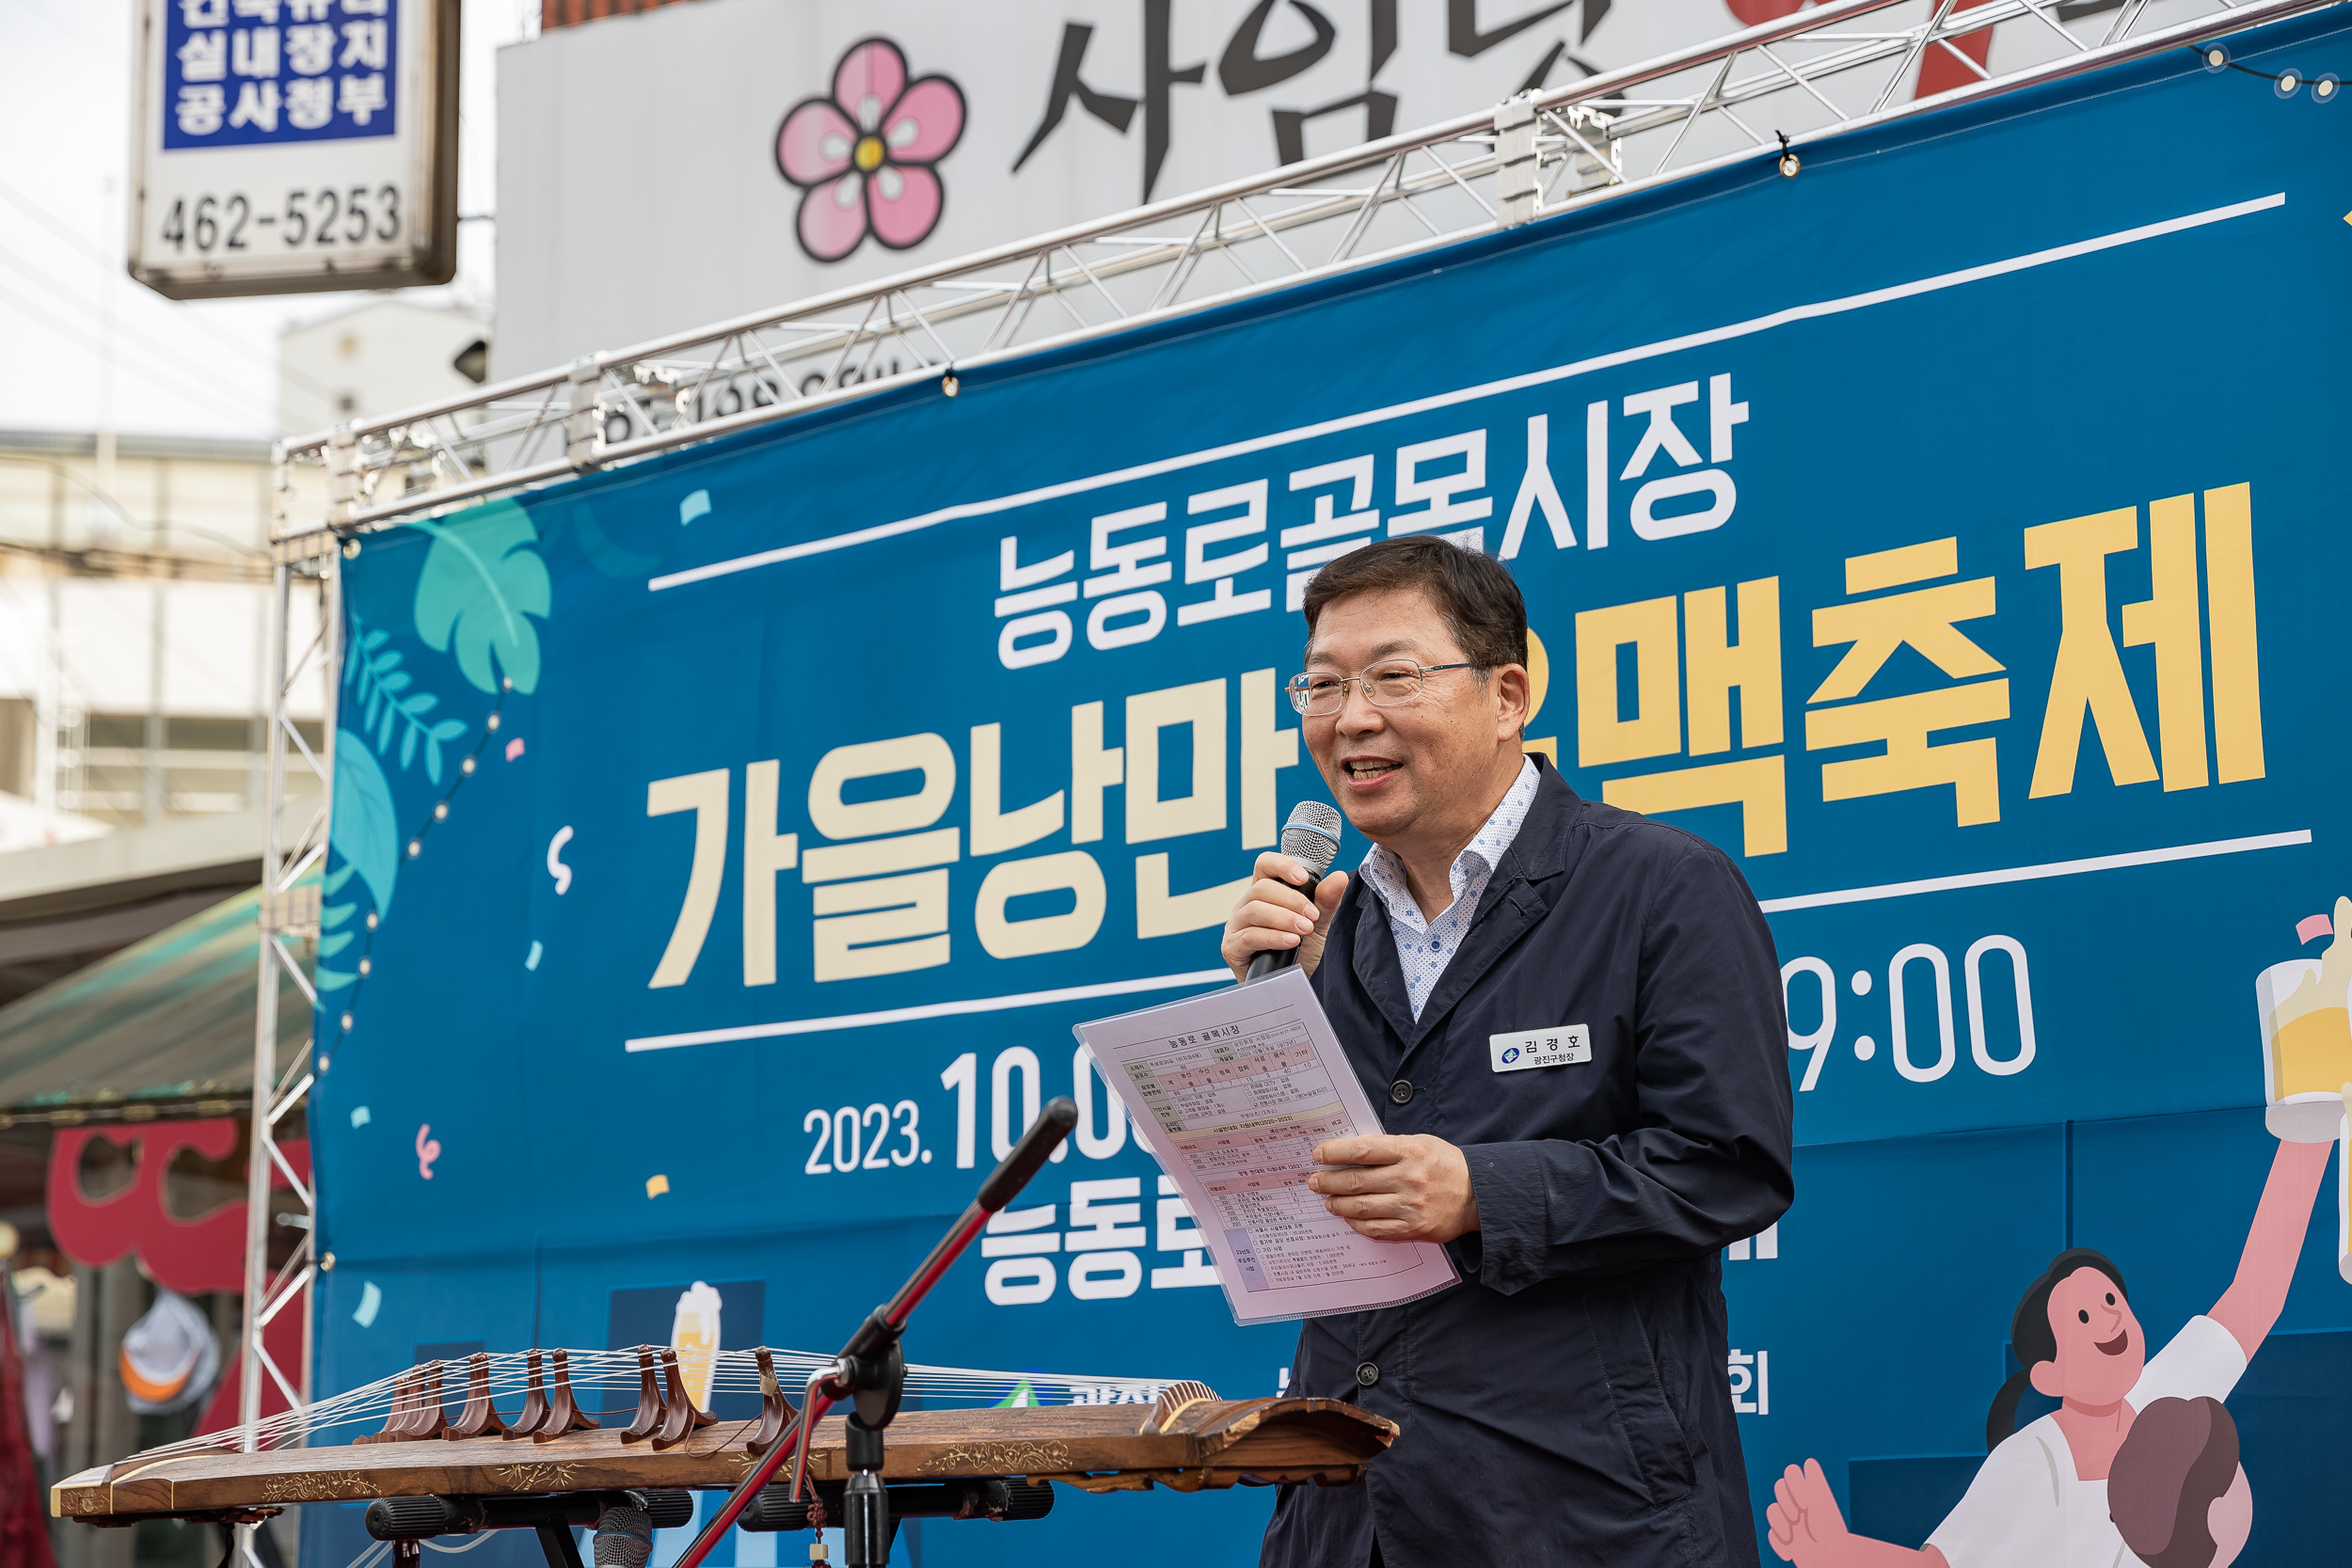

{"left": 275, "top": 0, "right": 2338, "bottom": 539}
{"left": 239, "top": 0, "right": 2338, "bottom": 1549}
{"left": 233, "top": 520, "right": 338, "bottom": 1567}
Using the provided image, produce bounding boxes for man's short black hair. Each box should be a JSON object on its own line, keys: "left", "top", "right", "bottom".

{"left": 1300, "top": 536, "right": 1529, "bottom": 670}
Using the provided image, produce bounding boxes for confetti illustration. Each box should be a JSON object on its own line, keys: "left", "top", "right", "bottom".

{"left": 525, "top": 941, "right": 544, "bottom": 971}
{"left": 353, "top": 1282, "right": 382, "bottom": 1328}
{"left": 349, "top": 1106, "right": 372, "bottom": 1129}
{"left": 680, "top": 489, "right": 711, "bottom": 525}
{"left": 547, "top": 825, "right": 575, "bottom": 895}
{"left": 506, "top": 736, "right": 526, "bottom": 761}
{"left": 645, "top": 1174, "right": 671, "bottom": 1199}
{"left": 416, "top": 1124, "right": 441, "bottom": 1180}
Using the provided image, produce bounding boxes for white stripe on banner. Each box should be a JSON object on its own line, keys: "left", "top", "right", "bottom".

{"left": 650, "top": 192, "right": 2287, "bottom": 593}
{"left": 1757, "top": 829, "right": 2312, "bottom": 914}
{"left": 623, "top": 967, "right": 1232, "bottom": 1053}
{"left": 625, "top": 831, "right": 2310, "bottom": 1050}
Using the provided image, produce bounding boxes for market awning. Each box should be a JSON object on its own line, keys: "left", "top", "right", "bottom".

{"left": 0, "top": 886, "right": 312, "bottom": 1125}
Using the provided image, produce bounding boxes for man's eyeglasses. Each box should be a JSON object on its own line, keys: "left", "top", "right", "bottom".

{"left": 1286, "top": 660, "right": 1480, "bottom": 716}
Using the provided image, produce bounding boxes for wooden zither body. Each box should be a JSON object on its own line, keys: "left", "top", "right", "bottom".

{"left": 56, "top": 1370, "right": 1395, "bottom": 1527}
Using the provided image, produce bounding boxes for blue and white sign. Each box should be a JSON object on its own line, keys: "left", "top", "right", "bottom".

{"left": 306, "top": 10, "right": 2352, "bottom": 1564}
{"left": 161, "top": 0, "right": 399, "bottom": 150}
{"left": 130, "top": 0, "right": 454, "bottom": 299}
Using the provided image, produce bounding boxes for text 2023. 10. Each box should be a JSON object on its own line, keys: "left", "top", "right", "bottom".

{"left": 156, "top": 186, "right": 402, "bottom": 253}
{"left": 801, "top": 1046, "right": 1134, "bottom": 1179}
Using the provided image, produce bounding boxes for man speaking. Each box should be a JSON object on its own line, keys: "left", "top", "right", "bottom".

{"left": 1221, "top": 536, "right": 1794, "bottom": 1568}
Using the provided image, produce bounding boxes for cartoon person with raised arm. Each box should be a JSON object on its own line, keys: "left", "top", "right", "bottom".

{"left": 1765, "top": 1133, "right": 2332, "bottom": 1568}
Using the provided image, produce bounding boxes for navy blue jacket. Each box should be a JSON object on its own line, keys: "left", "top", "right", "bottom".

{"left": 1260, "top": 759, "right": 1794, "bottom": 1568}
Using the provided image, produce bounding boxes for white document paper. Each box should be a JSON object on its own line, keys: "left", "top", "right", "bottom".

{"left": 1074, "top": 967, "right": 1460, "bottom": 1325}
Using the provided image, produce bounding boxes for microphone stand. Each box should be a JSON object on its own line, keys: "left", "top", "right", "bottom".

{"left": 672, "top": 1097, "right": 1081, "bottom": 1568}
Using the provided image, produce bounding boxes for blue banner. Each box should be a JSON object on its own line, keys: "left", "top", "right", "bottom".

{"left": 310, "top": 11, "right": 2352, "bottom": 1564}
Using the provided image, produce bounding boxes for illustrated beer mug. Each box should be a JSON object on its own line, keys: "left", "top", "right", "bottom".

{"left": 671, "top": 1280, "right": 723, "bottom": 1409}
{"left": 2254, "top": 896, "right": 2352, "bottom": 1143}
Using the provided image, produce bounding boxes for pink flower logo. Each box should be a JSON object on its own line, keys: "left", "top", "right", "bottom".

{"left": 775, "top": 38, "right": 966, "bottom": 263}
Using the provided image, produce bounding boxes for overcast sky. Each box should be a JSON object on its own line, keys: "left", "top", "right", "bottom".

{"left": 0, "top": 0, "right": 532, "bottom": 442}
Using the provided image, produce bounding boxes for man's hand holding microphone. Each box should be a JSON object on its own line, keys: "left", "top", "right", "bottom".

{"left": 1221, "top": 801, "right": 1348, "bottom": 983}
{"left": 1218, "top": 802, "right": 1479, "bottom": 1246}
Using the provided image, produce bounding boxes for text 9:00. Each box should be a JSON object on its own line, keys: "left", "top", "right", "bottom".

{"left": 157, "top": 186, "right": 403, "bottom": 253}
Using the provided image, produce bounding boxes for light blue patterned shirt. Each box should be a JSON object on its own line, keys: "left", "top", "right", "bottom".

{"left": 1354, "top": 757, "right": 1540, "bottom": 1019}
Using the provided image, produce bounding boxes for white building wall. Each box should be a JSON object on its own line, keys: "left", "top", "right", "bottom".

{"left": 279, "top": 299, "right": 491, "bottom": 436}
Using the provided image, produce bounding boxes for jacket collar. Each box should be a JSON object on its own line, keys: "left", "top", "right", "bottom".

{"left": 1348, "top": 754, "right": 1592, "bottom": 1063}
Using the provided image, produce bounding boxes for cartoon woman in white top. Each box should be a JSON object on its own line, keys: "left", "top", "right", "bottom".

{"left": 1765, "top": 1136, "right": 2329, "bottom": 1568}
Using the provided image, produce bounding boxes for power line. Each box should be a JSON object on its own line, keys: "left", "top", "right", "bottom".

{"left": 0, "top": 277, "right": 274, "bottom": 432}
{"left": 11, "top": 1, "right": 110, "bottom": 63}
{"left": 0, "top": 452, "right": 268, "bottom": 561}
{"left": 0, "top": 240, "right": 281, "bottom": 422}
{"left": 0, "top": 173, "right": 346, "bottom": 403}
{"left": 0, "top": 244, "right": 279, "bottom": 425}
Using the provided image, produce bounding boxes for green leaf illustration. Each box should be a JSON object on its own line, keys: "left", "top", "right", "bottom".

{"left": 330, "top": 730, "right": 401, "bottom": 920}
{"left": 412, "top": 499, "right": 552, "bottom": 694}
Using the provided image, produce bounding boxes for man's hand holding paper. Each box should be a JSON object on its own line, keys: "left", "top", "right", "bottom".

{"left": 1308, "top": 1134, "right": 1478, "bottom": 1243}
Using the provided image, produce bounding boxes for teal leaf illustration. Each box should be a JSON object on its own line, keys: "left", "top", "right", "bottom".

{"left": 322, "top": 900, "right": 358, "bottom": 930}
{"left": 412, "top": 499, "right": 552, "bottom": 694}
{"left": 426, "top": 718, "right": 468, "bottom": 786}
{"left": 329, "top": 730, "right": 400, "bottom": 920}
{"left": 318, "top": 929, "right": 356, "bottom": 958}
{"left": 323, "top": 863, "right": 357, "bottom": 895}
{"left": 344, "top": 609, "right": 465, "bottom": 777}
{"left": 316, "top": 968, "right": 357, "bottom": 992}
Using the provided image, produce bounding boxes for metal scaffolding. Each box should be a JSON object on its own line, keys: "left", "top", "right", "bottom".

{"left": 239, "top": 0, "right": 2335, "bottom": 1553}
{"left": 270, "top": 0, "right": 2337, "bottom": 543}
{"left": 231, "top": 518, "right": 335, "bottom": 1567}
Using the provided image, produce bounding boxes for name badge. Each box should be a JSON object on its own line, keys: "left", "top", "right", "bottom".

{"left": 1490, "top": 1025, "right": 1591, "bottom": 1073}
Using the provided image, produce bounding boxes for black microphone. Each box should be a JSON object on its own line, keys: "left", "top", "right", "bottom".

{"left": 1244, "top": 801, "right": 1344, "bottom": 982}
